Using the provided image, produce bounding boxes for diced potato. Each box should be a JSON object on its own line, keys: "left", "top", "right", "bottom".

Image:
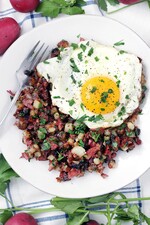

{"left": 71, "top": 146, "right": 85, "bottom": 158}
{"left": 93, "top": 158, "right": 100, "bottom": 165}
{"left": 64, "top": 123, "right": 73, "bottom": 132}
{"left": 33, "top": 99, "right": 42, "bottom": 109}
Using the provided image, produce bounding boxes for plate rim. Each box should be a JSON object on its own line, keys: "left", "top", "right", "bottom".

{"left": 0, "top": 14, "right": 150, "bottom": 198}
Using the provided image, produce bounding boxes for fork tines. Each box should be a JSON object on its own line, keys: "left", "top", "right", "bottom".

{"left": 28, "top": 41, "right": 49, "bottom": 71}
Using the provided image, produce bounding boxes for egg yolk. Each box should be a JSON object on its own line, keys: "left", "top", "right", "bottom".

{"left": 81, "top": 76, "right": 120, "bottom": 114}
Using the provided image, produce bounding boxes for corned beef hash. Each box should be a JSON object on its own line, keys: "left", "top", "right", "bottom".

{"left": 14, "top": 39, "right": 146, "bottom": 182}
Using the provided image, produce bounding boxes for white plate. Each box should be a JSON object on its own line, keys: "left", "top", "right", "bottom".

{"left": 0, "top": 15, "right": 150, "bottom": 198}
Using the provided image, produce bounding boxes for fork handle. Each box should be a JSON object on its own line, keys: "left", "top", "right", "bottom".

{"left": 0, "top": 86, "right": 22, "bottom": 126}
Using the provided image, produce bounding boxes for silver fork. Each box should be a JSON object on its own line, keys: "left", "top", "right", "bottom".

{"left": 0, "top": 41, "right": 49, "bottom": 126}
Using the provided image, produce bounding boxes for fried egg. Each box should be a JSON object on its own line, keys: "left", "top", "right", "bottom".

{"left": 36, "top": 40, "right": 142, "bottom": 129}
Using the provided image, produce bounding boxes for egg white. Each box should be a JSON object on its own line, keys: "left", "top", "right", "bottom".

{"left": 36, "top": 40, "right": 142, "bottom": 129}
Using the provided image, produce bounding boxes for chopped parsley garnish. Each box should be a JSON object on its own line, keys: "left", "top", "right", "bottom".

{"left": 85, "top": 69, "right": 88, "bottom": 74}
{"left": 78, "top": 139, "right": 84, "bottom": 147}
{"left": 101, "top": 108, "right": 105, "bottom": 111}
{"left": 71, "top": 43, "right": 78, "bottom": 50}
{"left": 40, "top": 118, "right": 46, "bottom": 125}
{"left": 113, "top": 40, "right": 125, "bottom": 46}
{"left": 95, "top": 56, "right": 99, "bottom": 62}
{"left": 142, "top": 85, "right": 147, "bottom": 92}
{"left": 116, "top": 80, "right": 121, "bottom": 87}
{"left": 108, "top": 89, "right": 113, "bottom": 93}
{"left": 37, "top": 128, "right": 47, "bottom": 140}
{"left": 43, "top": 60, "right": 50, "bottom": 64}
{"left": 53, "top": 96, "right": 61, "bottom": 99}
{"left": 91, "top": 132, "right": 100, "bottom": 142}
{"left": 71, "top": 74, "right": 76, "bottom": 84}
{"left": 80, "top": 44, "right": 86, "bottom": 52}
{"left": 105, "top": 56, "right": 109, "bottom": 60}
{"left": 69, "top": 110, "right": 73, "bottom": 115}
{"left": 47, "top": 74, "right": 50, "bottom": 80}
{"left": 118, "top": 50, "right": 126, "bottom": 54}
{"left": 68, "top": 99, "right": 75, "bottom": 106}
{"left": 80, "top": 103, "right": 85, "bottom": 111}
{"left": 39, "top": 127, "right": 47, "bottom": 133}
{"left": 86, "top": 41, "right": 90, "bottom": 46}
{"left": 88, "top": 47, "right": 94, "bottom": 56}
{"left": 88, "top": 114, "right": 103, "bottom": 122}
{"left": 19, "top": 111, "right": 26, "bottom": 117}
{"left": 70, "top": 58, "right": 80, "bottom": 72}
{"left": 78, "top": 52, "right": 83, "bottom": 61}
{"left": 74, "top": 122, "right": 87, "bottom": 134}
{"left": 100, "top": 91, "right": 109, "bottom": 103}
{"left": 57, "top": 153, "right": 64, "bottom": 161}
{"left": 76, "top": 114, "right": 88, "bottom": 123}
{"left": 57, "top": 55, "right": 62, "bottom": 60}
{"left": 90, "top": 86, "right": 97, "bottom": 93}
{"left": 100, "top": 89, "right": 114, "bottom": 103}
{"left": 41, "top": 140, "right": 50, "bottom": 150}
{"left": 78, "top": 81, "right": 82, "bottom": 87}
{"left": 115, "top": 101, "right": 120, "bottom": 106}
{"left": 118, "top": 106, "right": 126, "bottom": 117}
{"left": 100, "top": 79, "right": 104, "bottom": 83}
{"left": 125, "top": 95, "right": 130, "bottom": 99}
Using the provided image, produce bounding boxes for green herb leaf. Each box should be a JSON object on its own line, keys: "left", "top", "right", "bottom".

{"left": 88, "top": 47, "right": 94, "bottom": 56}
{"left": 0, "top": 210, "right": 13, "bottom": 224}
{"left": 76, "top": 115, "right": 88, "bottom": 123}
{"left": 114, "top": 40, "right": 125, "bottom": 46}
{"left": 68, "top": 99, "right": 75, "bottom": 106}
{"left": 0, "top": 154, "right": 19, "bottom": 195}
{"left": 61, "top": 6, "right": 85, "bottom": 15}
{"left": 70, "top": 58, "right": 80, "bottom": 72}
{"left": 140, "top": 211, "right": 150, "bottom": 224}
{"left": 97, "top": 0, "right": 107, "bottom": 11}
{"left": 67, "top": 212, "right": 89, "bottom": 225}
{"left": 94, "top": 56, "right": 99, "bottom": 62}
{"left": 119, "top": 50, "right": 126, "bottom": 54}
{"left": 39, "top": 127, "right": 47, "bottom": 134}
{"left": 53, "top": 96, "right": 61, "bottom": 99}
{"left": 75, "top": 0, "right": 86, "bottom": 6}
{"left": 88, "top": 114, "right": 103, "bottom": 122}
{"left": 36, "top": 1, "right": 60, "bottom": 18}
{"left": 80, "top": 44, "right": 86, "bottom": 52}
{"left": 78, "top": 52, "right": 83, "bottom": 61}
{"left": 41, "top": 140, "right": 51, "bottom": 150}
{"left": 107, "top": 0, "right": 119, "bottom": 5}
{"left": 35, "top": 0, "right": 84, "bottom": 18}
{"left": 78, "top": 139, "right": 84, "bottom": 147}
{"left": 80, "top": 103, "right": 85, "bottom": 111}
{"left": 91, "top": 132, "right": 100, "bottom": 142}
{"left": 51, "top": 197, "right": 83, "bottom": 214}
{"left": 71, "top": 43, "right": 78, "bottom": 50}
{"left": 40, "top": 118, "right": 47, "bottom": 125}
{"left": 74, "top": 122, "right": 87, "bottom": 134}
{"left": 86, "top": 193, "right": 114, "bottom": 203}
{"left": 127, "top": 205, "right": 140, "bottom": 221}
{"left": 147, "top": 0, "right": 150, "bottom": 8}
{"left": 90, "top": 86, "right": 97, "bottom": 93}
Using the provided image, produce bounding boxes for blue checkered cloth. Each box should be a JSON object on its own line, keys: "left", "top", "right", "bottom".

{"left": 0, "top": 1, "right": 150, "bottom": 224}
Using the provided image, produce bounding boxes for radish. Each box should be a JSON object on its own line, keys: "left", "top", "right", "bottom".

{"left": 5, "top": 212, "right": 38, "bottom": 225}
{"left": 10, "top": 0, "right": 40, "bottom": 13}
